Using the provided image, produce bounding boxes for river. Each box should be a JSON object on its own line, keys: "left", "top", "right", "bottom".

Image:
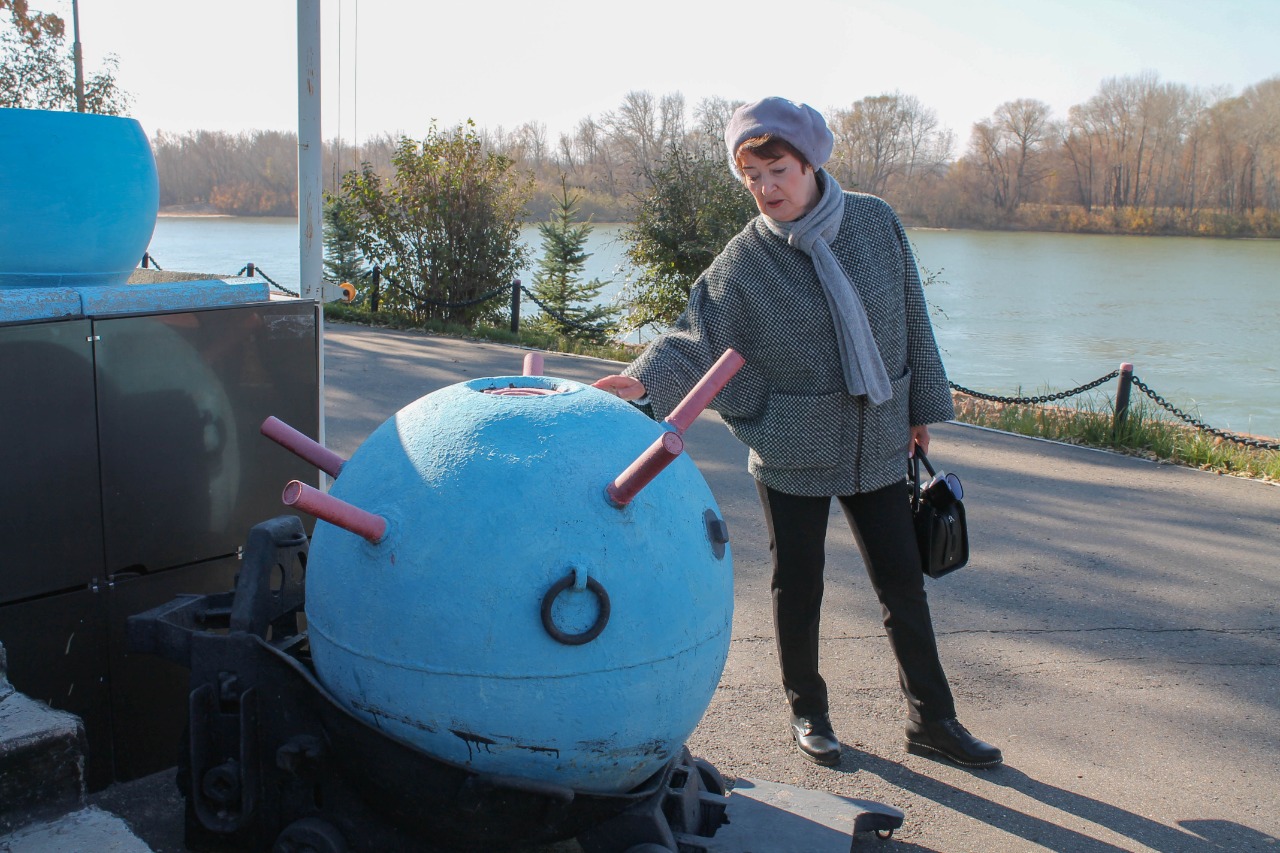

{"left": 146, "top": 216, "right": 1280, "bottom": 440}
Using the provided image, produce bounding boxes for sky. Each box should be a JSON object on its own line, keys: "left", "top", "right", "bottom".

{"left": 58, "top": 0, "right": 1280, "bottom": 151}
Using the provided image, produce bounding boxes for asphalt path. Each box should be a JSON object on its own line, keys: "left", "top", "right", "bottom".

{"left": 95, "top": 323, "right": 1280, "bottom": 853}
{"left": 321, "top": 324, "right": 1280, "bottom": 852}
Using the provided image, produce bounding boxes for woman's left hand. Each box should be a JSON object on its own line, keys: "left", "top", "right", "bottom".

{"left": 909, "top": 424, "right": 930, "bottom": 457}
{"left": 592, "top": 375, "right": 647, "bottom": 401}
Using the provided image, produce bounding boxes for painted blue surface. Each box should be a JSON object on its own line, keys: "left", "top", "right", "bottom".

{"left": 0, "top": 280, "right": 271, "bottom": 324}
{"left": 74, "top": 280, "right": 270, "bottom": 315}
{"left": 306, "top": 376, "right": 734, "bottom": 793}
{"left": 0, "top": 108, "right": 159, "bottom": 289}
{"left": 0, "top": 287, "right": 82, "bottom": 323}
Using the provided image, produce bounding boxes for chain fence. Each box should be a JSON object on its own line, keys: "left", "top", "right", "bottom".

{"left": 950, "top": 370, "right": 1279, "bottom": 452}
{"left": 407, "top": 282, "right": 508, "bottom": 309}
{"left": 233, "top": 263, "right": 299, "bottom": 298}
{"left": 515, "top": 283, "right": 614, "bottom": 336}
{"left": 137, "top": 255, "right": 301, "bottom": 297}
{"left": 1126, "top": 376, "right": 1279, "bottom": 451}
{"left": 949, "top": 372, "right": 1121, "bottom": 406}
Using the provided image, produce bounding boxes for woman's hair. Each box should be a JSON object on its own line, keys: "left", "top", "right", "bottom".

{"left": 734, "top": 134, "right": 813, "bottom": 172}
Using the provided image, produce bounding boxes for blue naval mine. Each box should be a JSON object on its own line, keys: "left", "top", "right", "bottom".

{"left": 294, "top": 368, "right": 738, "bottom": 794}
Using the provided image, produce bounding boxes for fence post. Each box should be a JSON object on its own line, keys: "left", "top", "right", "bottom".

{"left": 1112, "top": 362, "right": 1134, "bottom": 435}
{"left": 510, "top": 278, "right": 522, "bottom": 334}
{"left": 246, "top": 262, "right": 256, "bottom": 278}
{"left": 140, "top": 252, "right": 150, "bottom": 269}
{"left": 370, "top": 264, "right": 381, "bottom": 313}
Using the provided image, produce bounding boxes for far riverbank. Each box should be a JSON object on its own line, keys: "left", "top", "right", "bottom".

{"left": 155, "top": 208, "right": 1280, "bottom": 241}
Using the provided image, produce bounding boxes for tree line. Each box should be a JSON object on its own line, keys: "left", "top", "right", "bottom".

{"left": 3, "top": 3, "right": 1277, "bottom": 238}
{"left": 149, "top": 72, "right": 1280, "bottom": 238}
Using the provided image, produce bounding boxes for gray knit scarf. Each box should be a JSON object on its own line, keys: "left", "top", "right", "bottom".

{"left": 762, "top": 169, "right": 892, "bottom": 404}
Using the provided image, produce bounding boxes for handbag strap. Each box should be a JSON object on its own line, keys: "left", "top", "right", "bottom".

{"left": 909, "top": 447, "right": 922, "bottom": 513}
{"left": 908, "top": 446, "right": 941, "bottom": 514}
{"left": 916, "top": 448, "right": 939, "bottom": 478}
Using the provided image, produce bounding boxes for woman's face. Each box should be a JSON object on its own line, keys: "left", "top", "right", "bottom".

{"left": 738, "top": 149, "right": 820, "bottom": 222}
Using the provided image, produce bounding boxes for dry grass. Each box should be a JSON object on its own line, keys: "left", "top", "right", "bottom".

{"left": 951, "top": 392, "right": 1280, "bottom": 483}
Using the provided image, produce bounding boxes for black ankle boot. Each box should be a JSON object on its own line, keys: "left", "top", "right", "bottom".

{"left": 789, "top": 713, "right": 842, "bottom": 766}
{"left": 905, "top": 718, "right": 1002, "bottom": 768}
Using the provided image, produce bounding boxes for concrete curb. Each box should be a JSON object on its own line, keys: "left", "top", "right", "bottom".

{"left": 0, "top": 642, "right": 153, "bottom": 852}
{"left": 0, "top": 649, "right": 85, "bottom": 835}
{"left": 0, "top": 806, "right": 152, "bottom": 853}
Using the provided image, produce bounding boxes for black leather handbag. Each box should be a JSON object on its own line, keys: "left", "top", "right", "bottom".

{"left": 909, "top": 449, "right": 969, "bottom": 578}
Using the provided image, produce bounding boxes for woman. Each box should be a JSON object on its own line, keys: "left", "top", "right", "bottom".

{"left": 594, "top": 97, "right": 1001, "bottom": 769}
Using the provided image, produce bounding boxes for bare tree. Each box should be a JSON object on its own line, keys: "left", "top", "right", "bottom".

{"left": 965, "top": 99, "right": 1054, "bottom": 213}
{"left": 1061, "top": 105, "right": 1099, "bottom": 212}
{"left": 1000, "top": 98, "right": 1055, "bottom": 209}
{"left": 659, "top": 92, "right": 687, "bottom": 148}
{"left": 899, "top": 94, "right": 948, "bottom": 179}
{"left": 691, "top": 96, "right": 744, "bottom": 157}
{"left": 1076, "top": 72, "right": 1166, "bottom": 209}
{"left": 894, "top": 95, "right": 952, "bottom": 214}
{"left": 1140, "top": 81, "right": 1195, "bottom": 213}
{"left": 830, "top": 94, "right": 909, "bottom": 195}
{"left": 1238, "top": 77, "right": 1280, "bottom": 213}
{"left": 601, "top": 90, "right": 689, "bottom": 188}
{"left": 516, "top": 121, "right": 548, "bottom": 168}
{"left": 574, "top": 116, "right": 600, "bottom": 165}
{"left": 1205, "top": 95, "right": 1247, "bottom": 212}
{"left": 603, "top": 90, "right": 662, "bottom": 179}
{"left": 556, "top": 131, "right": 576, "bottom": 173}
{"left": 967, "top": 120, "right": 1010, "bottom": 210}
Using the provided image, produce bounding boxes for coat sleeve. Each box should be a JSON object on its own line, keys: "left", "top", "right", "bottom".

{"left": 895, "top": 215, "right": 956, "bottom": 426}
{"left": 623, "top": 266, "right": 769, "bottom": 423}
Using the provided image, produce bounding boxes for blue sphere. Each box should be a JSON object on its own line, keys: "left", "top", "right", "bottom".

{"left": 306, "top": 375, "right": 733, "bottom": 793}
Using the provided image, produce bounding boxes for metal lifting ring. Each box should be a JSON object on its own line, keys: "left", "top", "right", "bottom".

{"left": 540, "top": 572, "right": 611, "bottom": 646}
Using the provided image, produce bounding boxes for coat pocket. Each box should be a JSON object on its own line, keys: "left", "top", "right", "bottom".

{"left": 857, "top": 368, "right": 915, "bottom": 484}
{"left": 728, "top": 390, "right": 845, "bottom": 470}
{"left": 879, "top": 368, "right": 913, "bottom": 434}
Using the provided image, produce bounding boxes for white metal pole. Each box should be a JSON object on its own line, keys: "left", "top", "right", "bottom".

{"left": 297, "top": 0, "right": 326, "bottom": 473}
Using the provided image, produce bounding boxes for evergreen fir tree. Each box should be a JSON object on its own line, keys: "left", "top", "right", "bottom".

{"left": 322, "top": 195, "right": 368, "bottom": 298}
{"left": 529, "top": 177, "right": 618, "bottom": 342}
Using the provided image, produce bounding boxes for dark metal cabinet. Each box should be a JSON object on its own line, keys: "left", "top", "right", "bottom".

{"left": 0, "top": 301, "right": 320, "bottom": 789}
{"left": 94, "top": 304, "right": 320, "bottom": 573}
{"left": 0, "top": 319, "right": 106, "bottom": 603}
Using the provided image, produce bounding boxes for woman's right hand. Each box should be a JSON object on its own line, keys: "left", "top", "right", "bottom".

{"left": 592, "top": 375, "right": 647, "bottom": 401}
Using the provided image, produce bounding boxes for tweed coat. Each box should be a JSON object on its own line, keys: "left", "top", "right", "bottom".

{"left": 624, "top": 190, "right": 954, "bottom": 497}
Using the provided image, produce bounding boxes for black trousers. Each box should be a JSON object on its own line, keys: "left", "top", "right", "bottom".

{"left": 757, "top": 480, "right": 956, "bottom": 724}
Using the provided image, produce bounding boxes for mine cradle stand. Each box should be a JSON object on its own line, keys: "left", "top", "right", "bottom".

{"left": 128, "top": 515, "right": 732, "bottom": 853}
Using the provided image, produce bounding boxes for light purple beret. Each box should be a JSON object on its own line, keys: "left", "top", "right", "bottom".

{"left": 724, "top": 97, "right": 834, "bottom": 177}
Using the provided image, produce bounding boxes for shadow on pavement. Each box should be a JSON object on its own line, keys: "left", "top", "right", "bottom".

{"left": 832, "top": 744, "right": 1274, "bottom": 852}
